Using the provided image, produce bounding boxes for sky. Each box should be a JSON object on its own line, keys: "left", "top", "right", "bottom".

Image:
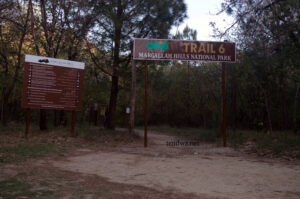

{"left": 172, "top": 0, "right": 233, "bottom": 41}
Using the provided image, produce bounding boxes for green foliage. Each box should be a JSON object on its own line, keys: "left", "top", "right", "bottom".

{"left": 134, "top": 61, "right": 222, "bottom": 128}
{"left": 214, "top": 0, "right": 300, "bottom": 132}
{"left": 174, "top": 25, "right": 197, "bottom": 40}
{"left": 88, "top": 0, "right": 187, "bottom": 128}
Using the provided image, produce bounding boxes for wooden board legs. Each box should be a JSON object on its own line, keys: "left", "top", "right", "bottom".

{"left": 71, "top": 110, "right": 76, "bottom": 137}
{"left": 24, "top": 109, "right": 77, "bottom": 139}
{"left": 25, "top": 108, "right": 30, "bottom": 138}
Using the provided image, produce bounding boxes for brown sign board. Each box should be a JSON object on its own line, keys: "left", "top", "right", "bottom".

{"left": 133, "top": 38, "right": 236, "bottom": 62}
{"left": 21, "top": 55, "right": 85, "bottom": 111}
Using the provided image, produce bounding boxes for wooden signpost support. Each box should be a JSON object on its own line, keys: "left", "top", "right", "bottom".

{"left": 144, "top": 60, "right": 149, "bottom": 147}
{"left": 222, "top": 62, "right": 227, "bottom": 147}
{"left": 21, "top": 55, "right": 85, "bottom": 138}
{"left": 133, "top": 38, "right": 235, "bottom": 147}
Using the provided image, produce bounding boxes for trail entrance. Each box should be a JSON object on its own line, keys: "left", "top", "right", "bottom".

{"left": 133, "top": 38, "right": 236, "bottom": 147}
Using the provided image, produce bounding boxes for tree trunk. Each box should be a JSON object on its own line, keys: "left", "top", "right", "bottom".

{"left": 230, "top": 65, "right": 237, "bottom": 131}
{"left": 281, "top": 85, "right": 288, "bottom": 129}
{"left": 105, "top": 74, "right": 119, "bottom": 129}
{"left": 1, "top": 94, "right": 8, "bottom": 126}
{"left": 30, "top": 0, "right": 47, "bottom": 131}
{"left": 128, "top": 59, "right": 136, "bottom": 133}
{"left": 263, "top": 89, "right": 273, "bottom": 133}
{"left": 279, "top": 75, "right": 288, "bottom": 130}
{"left": 104, "top": 0, "right": 122, "bottom": 130}
{"left": 253, "top": 67, "right": 273, "bottom": 133}
{"left": 0, "top": 99, "right": 2, "bottom": 122}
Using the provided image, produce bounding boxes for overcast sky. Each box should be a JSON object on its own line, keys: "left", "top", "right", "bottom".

{"left": 172, "top": 0, "right": 233, "bottom": 41}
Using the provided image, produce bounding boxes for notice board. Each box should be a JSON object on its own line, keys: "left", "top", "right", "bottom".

{"left": 21, "top": 55, "right": 85, "bottom": 111}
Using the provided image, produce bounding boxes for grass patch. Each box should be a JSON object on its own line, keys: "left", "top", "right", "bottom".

{"left": 227, "top": 130, "right": 249, "bottom": 148}
{"left": 0, "top": 122, "right": 24, "bottom": 135}
{"left": 0, "top": 177, "right": 57, "bottom": 199}
{"left": 255, "top": 132, "right": 300, "bottom": 157}
{"left": 146, "top": 126, "right": 220, "bottom": 143}
{"left": 0, "top": 122, "right": 42, "bottom": 136}
{"left": 0, "top": 123, "right": 140, "bottom": 164}
{"left": 0, "top": 143, "right": 64, "bottom": 164}
{"left": 39, "top": 190, "right": 55, "bottom": 197}
{"left": 0, "top": 177, "right": 36, "bottom": 199}
{"left": 227, "top": 130, "right": 300, "bottom": 156}
{"left": 76, "top": 125, "right": 140, "bottom": 144}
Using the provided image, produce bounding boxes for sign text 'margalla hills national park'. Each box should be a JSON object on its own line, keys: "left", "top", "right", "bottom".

{"left": 133, "top": 38, "right": 236, "bottom": 62}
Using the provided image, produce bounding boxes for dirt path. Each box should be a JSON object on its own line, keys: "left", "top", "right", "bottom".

{"left": 52, "top": 130, "right": 300, "bottom": 199}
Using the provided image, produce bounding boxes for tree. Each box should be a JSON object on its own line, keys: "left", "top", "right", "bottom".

{"left": 55, "top": 0, "right": 97, "bottom": 126}
{"left": 0, "top": 0, "right": 30, "bottom": 125}
{"left": 213, "top": 0, "right": 300, "bottom": 132}
{"left": 29, "top": 0, "right": 67, "bottom": 130}
{"left": 29, "top": 0, "right": 96, "bottom": 130}
{"left": 173, "top": 25, "right": 197, "bottom": 125}
{"left": 89, "top": 0, "right": 187, "bottom": 129}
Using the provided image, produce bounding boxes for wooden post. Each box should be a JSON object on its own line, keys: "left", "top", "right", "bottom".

{"left": 222, "top": 62, "right": 227, "bottom": 147}
{"left": 71, "top": 110, "right": 76, "bottom": 137}
{"left": 144, "top": 60, "right": 148, "bottom": 147}
{"left": 25, "top": 108, "right": 30, "bottom": 138}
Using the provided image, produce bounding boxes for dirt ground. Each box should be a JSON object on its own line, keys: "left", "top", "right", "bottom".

{"left": 54, "top": 130, "right": 300, "bottom": 199}
{"left": 1, "top": 129, "right": 300, "bottom": 199}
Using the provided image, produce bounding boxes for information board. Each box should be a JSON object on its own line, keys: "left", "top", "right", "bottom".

{"left": 21, "top": 55, "right": 85, "bottom": 111}
{"left": 133, "top": 38, "right": 235, "bottom": 62}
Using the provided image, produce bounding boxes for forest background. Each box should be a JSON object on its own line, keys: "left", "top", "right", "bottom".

{"left": 0, "top": 0, "right": 299, "bottom": 135}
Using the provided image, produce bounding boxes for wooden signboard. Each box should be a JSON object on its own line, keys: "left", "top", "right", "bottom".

{"left": 133, "top": 38, "right": 235, "bottom": 62}
{"left": 21, "top": 55, "right": 85, "bottom": 138}
{"left": 133, "top": 38, "right": 236, "bottom": 147}
{"left": 21, "top": 55, "right": 85, "bottom": 111}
